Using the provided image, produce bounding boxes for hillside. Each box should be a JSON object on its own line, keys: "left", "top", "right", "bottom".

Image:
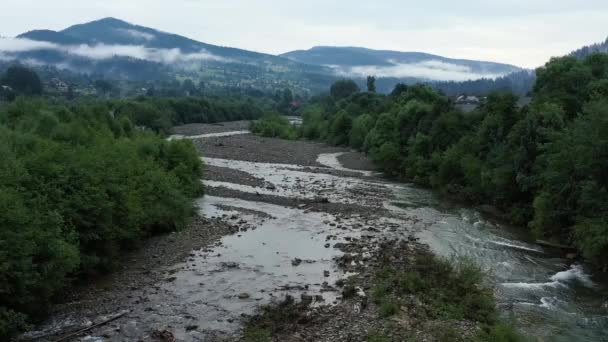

{"left": 5, "top": 18, "right": 334, "bottom": 93}
{"left": 281, "top": 46, "right": 523, "bottom": 82}
{"left": 570, "top": 36, "right": 608, "bottom": 58}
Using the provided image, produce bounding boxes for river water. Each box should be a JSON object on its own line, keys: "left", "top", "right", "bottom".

{"left": 202, "top": 132, "right": 607, "bottom": 341}
{"left": 200, "top": 144, "right": 608, "bottom": 340}
{"left": 27, "top": 130, "right": 607, "bottom": 341}
{"left": 392, "top": 189, "right": 608, "bottom": 341}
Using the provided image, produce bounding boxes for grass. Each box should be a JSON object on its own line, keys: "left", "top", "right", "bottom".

{"left": 242, "top": 244, "right": 525, "bottom": 342}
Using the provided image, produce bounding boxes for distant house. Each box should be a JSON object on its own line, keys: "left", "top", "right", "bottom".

{"left": 47, "top": 78, "right": 69, "bottom": 93}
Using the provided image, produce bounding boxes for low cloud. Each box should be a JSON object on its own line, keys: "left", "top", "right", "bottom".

{"left": 0, "top": 38, "right": 56, "bottom": 52}
{"left": 116, "top": 28, "right": 156, "bottom": 41}
{"left": 0, "top": 37, "right": 227, "bottom": 65}
{"left": 329, "top": 59, "right": 506, "bottom": 81}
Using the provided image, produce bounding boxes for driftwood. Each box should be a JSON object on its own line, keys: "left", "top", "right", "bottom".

{"left": 50, "top": 310, "right": 129, "bottom": 342}
{"left": 536, "top": 239, "right": 577, "bottom": 250}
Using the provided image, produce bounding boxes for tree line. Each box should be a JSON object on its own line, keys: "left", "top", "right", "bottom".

{"left": 256, "top": 53, "right": 608, "bottom": 267}
{"left": 0, "top": 68, "right": 272, "bottom": 337}
{"left": 0, "top": 97, "right": 207, "bottom": 338}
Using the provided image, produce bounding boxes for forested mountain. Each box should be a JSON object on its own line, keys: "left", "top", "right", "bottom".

{"left": 3, "top": 18, "right": 604, "bottom": 96}
{"left": 571, "top": 37, "right": 608, "bottom": 58}
{"left": 281, "top": 46, "right": 522, "bottom": 81}
{"left": 5, "top": 18, "right": 335, "bottom": 93}
{"left": 1, "top": 18, "right": 531, "bottom": 95}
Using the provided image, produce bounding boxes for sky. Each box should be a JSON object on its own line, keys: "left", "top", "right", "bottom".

{"left": 1, "top": 0, "right": 607, "bottom": 68}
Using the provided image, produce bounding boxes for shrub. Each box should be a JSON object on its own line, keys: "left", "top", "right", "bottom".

{"left": 250, "top": 113, "right": 299, "bottom": 140}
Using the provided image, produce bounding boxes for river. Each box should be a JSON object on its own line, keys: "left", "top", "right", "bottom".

{"left": 26, "top": 124, "right": 607, "bottom": 341}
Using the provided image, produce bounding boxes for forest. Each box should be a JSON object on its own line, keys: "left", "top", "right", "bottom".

{"left": 0, "top": 65, "right": 271, "bottom": 338}
{"left": 254, "top": 53, "right": 608, "bottom": 267}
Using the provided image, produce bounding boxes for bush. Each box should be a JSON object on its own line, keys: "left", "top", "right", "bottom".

{"left": 0, "top": 98, "right": 204, "bottom": 339}
{"left": 250, "top": 113, "right": 299, "bottom": 140}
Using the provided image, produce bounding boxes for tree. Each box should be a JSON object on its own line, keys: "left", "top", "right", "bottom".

{"left": 366, "top": 76, "right": 376, "bottom": 93}
{"left": 391, "top": 83, "right": 409, "bottom": 97}
{"left": 0, "top": 66, "right": 43, "bottom": 96}
{"left": 330, "top": 80, "right": 359, "bottom": 100}
{"left": 94, "top": 79, "right": 113, "bottom": 96}
{"left": 328, "top": 110, "right": 353, "bottom": 146}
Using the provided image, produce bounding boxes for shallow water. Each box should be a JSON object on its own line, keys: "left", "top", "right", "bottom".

{"left": 393, "top": 192, "right": 608, "bottom": 341}
{"left": 205, "top": 154, "right": 608, "bottom": 341}
{"left": 205, "top": 154, "right": 608, "bottom": 340}
{"left": 168, "top": 130, "right": 250, "bottom": 140}
{"left": 29, "top": 139, "right": 607, "bottom": 341}
{"left": 316, "top": 152, "right": 376, "bottom": 177}
{"left": 203, "top": 157, "right": 390, "bottom": 206}
{"left": 138, "top": 196, "right": 360, "bottom": 339}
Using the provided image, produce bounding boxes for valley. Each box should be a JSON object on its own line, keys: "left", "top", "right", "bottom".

{"left": 23, "top": 123, "right": 608, "bottom": 342}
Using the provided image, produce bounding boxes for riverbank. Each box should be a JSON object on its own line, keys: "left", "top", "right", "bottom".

{"left": 24, "top": 122, "right": 607, "bottom": 341}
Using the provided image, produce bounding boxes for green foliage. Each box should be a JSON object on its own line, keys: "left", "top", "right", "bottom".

{"left": 330, "top": 79, "right": 360, "bottom": 99}
{"left": 350, "top": 113, "right": 374, "bottom": 149}
{"left": 0, "top": 98, "right": 204, "bottom": 339}
{"left": 250, "top": 113, "right": 299, "bottom": 140}
{"left": 108, "top": 95, "right": 265, "bottom": 135}
{"left": 328, "top": 110, "right": 352, "bottom": 145}
{"left": 298, "top": 52, "right": 608, "bottom": 266}
{"left": 367, "top": 76, "right": 377, "bottom": 93}
{"left": 379, "top": 299, "right": 399, "bottom": 317}
{"left": 475, "top": 323, "right": 526, "bottom": 342}
{"left": 367, "top": 332, "right": 391, "bottom": 342}
{"left": 0, "top": 66, "right": 43, "bottom": 96}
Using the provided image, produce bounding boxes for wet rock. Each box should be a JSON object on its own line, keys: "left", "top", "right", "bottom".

{"left": 185, "top": 325, "right": 198, "bottom": 331}
{"left": 151, "top": 329, "right": 175, "bottom": 342}
{"left": 238, "top": 292, "right": 251, "bottom": 299}
{"left": 323, "top": 270, "right": 330, "bottom": 277}
{"left": 221, "top": 261, "right": 239, "bottom": 269}
{"left": 301, "top": 294, "right": 313, "bottom": 304}
{"left": 292, "top": 258, "right": 303, "bottom": 266}
{"left": 324, "top": 243, "right": 331, "bottom": 248}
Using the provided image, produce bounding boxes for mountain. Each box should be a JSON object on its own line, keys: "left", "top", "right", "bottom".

{"left": 1, "top": 18, "right": 531, "bottom": 94}
{"left": 4, "top": 18, "right": 334, "bottom": 93}
{"left": 570, "top": 37, "right": 608, "bottom": 58}
{"left": 18, "top": 30, "right": 86, "bottom": 45}
{"left": 281, "top": 46, "right": 523, "bottom": 82}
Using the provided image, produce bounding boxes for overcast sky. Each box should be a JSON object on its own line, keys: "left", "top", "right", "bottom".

{"left": 1, "top": 0, "right": 607, "bottom": 68}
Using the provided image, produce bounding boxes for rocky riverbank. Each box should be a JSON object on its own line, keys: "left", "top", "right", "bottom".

{"left": 24, "top": 121, "right": 534, "bottom": 342}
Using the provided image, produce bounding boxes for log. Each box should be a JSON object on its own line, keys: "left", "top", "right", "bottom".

{"left": 536, "top": 239, "right": 577, "bottom": 250}
{"left": 51, "top": 310, "right": 129, "bottom": 342}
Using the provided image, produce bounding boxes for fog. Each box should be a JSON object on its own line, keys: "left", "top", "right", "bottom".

{"left": 0, "top": 37, "right": 227, "bottom": 65}
{"left": 330, "top": 60, "right": 505, "bottom": 81}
